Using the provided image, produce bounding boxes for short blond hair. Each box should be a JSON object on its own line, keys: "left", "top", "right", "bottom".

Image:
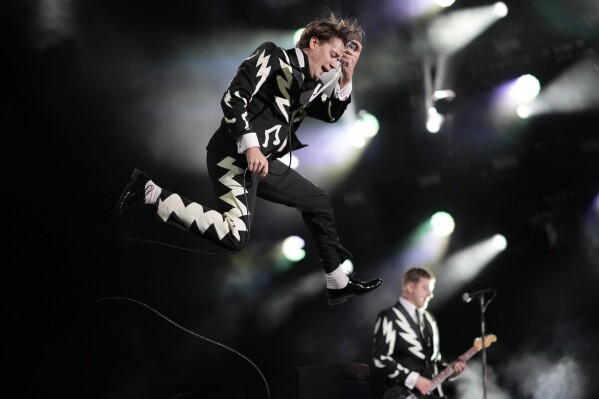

{"left": 401, "top": 267, "right": 435, "bottom": 288}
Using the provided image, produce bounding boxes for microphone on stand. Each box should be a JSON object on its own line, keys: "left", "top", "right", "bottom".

{"left": 462, "top": 289, "right": 495, "bottom": 303}
{"left": 463, "top": 288, "right": 496, "bottom": 399}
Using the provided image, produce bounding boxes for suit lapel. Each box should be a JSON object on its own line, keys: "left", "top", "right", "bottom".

{"left": 288, "top": 48, "right": 320, "bottom": 107}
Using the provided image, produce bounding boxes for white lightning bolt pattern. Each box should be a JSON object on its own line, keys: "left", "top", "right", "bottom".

{"left": 274, "top": 95, "right": 290, "bottom": 122}
{"left": 274, "top": 55, "right": 293, "bottom": 122}
{"left": 223, "top": 91, "right": 248, "bottom": 126}
{"left": 393, "top": 307, "right": 425, "bottom": 360}
{"left": 381, "top": 316, "right": 397, "bottom": 353}
{"left": 374, "top": 315, "right": 411, "bottom": 378}
{"left": 216, "top": 157, "right": 248, "bottom": 213}
{"left": 157, "top": 196, "right": 243, "bottom": 240}
{"left": 234, "top": 92, "right": 249, "bottom": 129}
{"left": 156, "top": 157, "right": 248, "bottom": 241}
{"left": 253, "top": 50, "right": 271, "bottom": 97}
{"left": 223, "top": 89, "right": 233, "bottom": 108}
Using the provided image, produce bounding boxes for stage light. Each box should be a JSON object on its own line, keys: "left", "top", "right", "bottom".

{"left": 511, "top": 74, "right": 541, "bottom": 103}
{"left": 433, "top": 89, "right": 456, "bottom": 101}
{"left": 493, "top": 74, "right": 541, "bottom": 121}
{"left": 356, "top": 110, "right": 380, "bottom": 138}
{"left": 426, "top": 107, "right": 444, "bottom": 133}
{"left": 435, "top": 0, "right": 456, "bottom": 8}
{"left": 349, "top": 130, "right": 367, "bottom": 148}
{"left": 431, "top": 211, "right": 455, "bottom": 237}
{"left": 494, "top": 2, "right": 508, "bottom": 18}
{"left": 433, "top": 89, "right": 457, "bottom": 115}
{"left": 282, "top": 235, "right": 306, "bottom": 262}
{"left": 492, "top": 234, "right": 507, "bottom": 250}
{"left": 517, "top": 104, "right": 531, "bottom": 119}
{"left": 348, "top": 110, "right": 379, "bottom": 148}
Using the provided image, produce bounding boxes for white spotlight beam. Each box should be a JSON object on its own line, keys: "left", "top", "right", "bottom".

{"left": 431, "top": 236, "right": 506, "bottom": 305}
{"left": 529, "top": 55, "right": 599, "bottom": 117}
{"left": 428, "top": 4, "right": 507, "bottom": 54}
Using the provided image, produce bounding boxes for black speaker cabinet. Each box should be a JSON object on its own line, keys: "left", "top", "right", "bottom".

{"left": 296, "top": 362, "right": 370, "bottom": 399}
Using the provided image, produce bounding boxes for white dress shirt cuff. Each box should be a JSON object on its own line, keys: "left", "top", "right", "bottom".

{"left": 237, "top": 133, "right": 260, "bottom": 154}
{"left": 405, "top": 371, "right": 420, "bottom": 390}
{"left": 335, "top": 82, "right": 352, "bottom": 101}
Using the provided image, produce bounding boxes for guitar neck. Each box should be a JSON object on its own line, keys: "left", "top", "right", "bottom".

{"left": 403, "top": 334, "right": 496, "bottom": 399}
{"left": 404, "top": 347, "right": 478, "bottom": 399}
{"left": 430, "top": 345, "right": 478, "bottom": 389}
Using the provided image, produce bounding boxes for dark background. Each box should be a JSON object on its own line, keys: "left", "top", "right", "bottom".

{"left": 4, "top": 0, "right": 599, "bottom": 398}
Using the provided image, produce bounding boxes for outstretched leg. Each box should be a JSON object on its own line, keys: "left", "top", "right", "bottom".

{"left": 116, "top": 151, "right": 259, "bottom": 252}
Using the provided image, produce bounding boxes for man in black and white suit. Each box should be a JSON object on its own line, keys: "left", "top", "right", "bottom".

{"left": 372, "top": 268, "right": 465, "bottom": 398}
{"left": 116, "top": 14, "right": 381, "bottom": 305}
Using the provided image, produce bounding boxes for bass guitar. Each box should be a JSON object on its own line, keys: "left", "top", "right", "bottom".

{"left": 405, "top": 334, "right": 497, "bottom": 399}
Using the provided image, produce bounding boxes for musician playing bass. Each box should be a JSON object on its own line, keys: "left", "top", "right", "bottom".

{"left": 372, "top": 268, "right": 466, "bottom": 399}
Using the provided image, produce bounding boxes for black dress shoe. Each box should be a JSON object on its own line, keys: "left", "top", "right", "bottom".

{"left": 115, "top": 169, "right": 151, "bottom": 216}
{"left": 326, "top": 276, "right": 382, "bottom": 305}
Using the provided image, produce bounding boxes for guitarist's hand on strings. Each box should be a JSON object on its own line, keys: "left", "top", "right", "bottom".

{"left": 415, "top": 355, "right": 466, "bottom": 396}
{"left": 415, "top": 376, "right": 434, "bottom": 397}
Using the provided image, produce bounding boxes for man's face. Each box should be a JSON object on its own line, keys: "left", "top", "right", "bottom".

{"left": 305, "top": 36, "right": 345, "bottom": 79}
{"left": 406, "top": 278, "right": 435, "bottom": 309}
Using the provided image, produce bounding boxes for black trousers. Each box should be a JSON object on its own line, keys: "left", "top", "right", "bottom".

{"left": 155, "top": 150, "right": 351, "bottom": 273}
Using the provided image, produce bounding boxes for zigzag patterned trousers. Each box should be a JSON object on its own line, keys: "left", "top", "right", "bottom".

{"left": 155, "top": 150, "right": 351, "bottom": 273}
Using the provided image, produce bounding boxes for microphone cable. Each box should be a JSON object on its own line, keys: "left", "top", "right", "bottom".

{"left": 87, "top": 296, "right": 270, "bottom": 398}
{"left": 270, "top": 42, "right": 354, "bottom": 177}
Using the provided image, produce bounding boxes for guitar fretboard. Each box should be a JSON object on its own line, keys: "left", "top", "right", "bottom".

{"left": 430, "top": 345, "right": 478, "bottom": 389}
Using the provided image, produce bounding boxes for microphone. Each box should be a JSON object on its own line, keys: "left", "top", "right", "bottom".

{"left": 462, "top": 288, "right": 495, "bottom": 303}
{"left": 335, "top": 42, "right": 357, "bottom": 73}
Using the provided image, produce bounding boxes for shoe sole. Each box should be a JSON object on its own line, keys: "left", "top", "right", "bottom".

{"left": 327, "top": 296, "right": 349, "bottom": 306}
{"left": 327, "top": 280, "right": 383, "bottom": 305}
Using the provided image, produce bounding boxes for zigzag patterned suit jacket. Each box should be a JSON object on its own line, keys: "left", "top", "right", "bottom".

{"left": 206, "top": 42, "right": 351, "bottom": 161}
{"left": 373, "top": 300, "right": 446, "bottom": 388}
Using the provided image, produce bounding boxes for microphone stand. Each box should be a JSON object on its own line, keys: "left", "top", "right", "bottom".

{"left": 478, "top": 290, "right": 496, "bottom": 399}
{"left": 479, "top": 294, "right": 488, "bottom": 399}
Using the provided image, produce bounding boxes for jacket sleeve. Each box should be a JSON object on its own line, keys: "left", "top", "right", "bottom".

{"left": 307, "top": 76, "right": 351, "bottom": 123}
{"left": 303, "top": 84, "right": 351, "bottom": 123}
{"left": 372, "top": 310, "right": 413, "bottom": 386}
{"left": 220, "top": 42, "right": 281, "bottom": 142}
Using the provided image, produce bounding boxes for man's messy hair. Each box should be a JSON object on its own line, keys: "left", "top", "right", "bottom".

{"left": 296, "top": 13, "right": 365, "bottom": 49}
